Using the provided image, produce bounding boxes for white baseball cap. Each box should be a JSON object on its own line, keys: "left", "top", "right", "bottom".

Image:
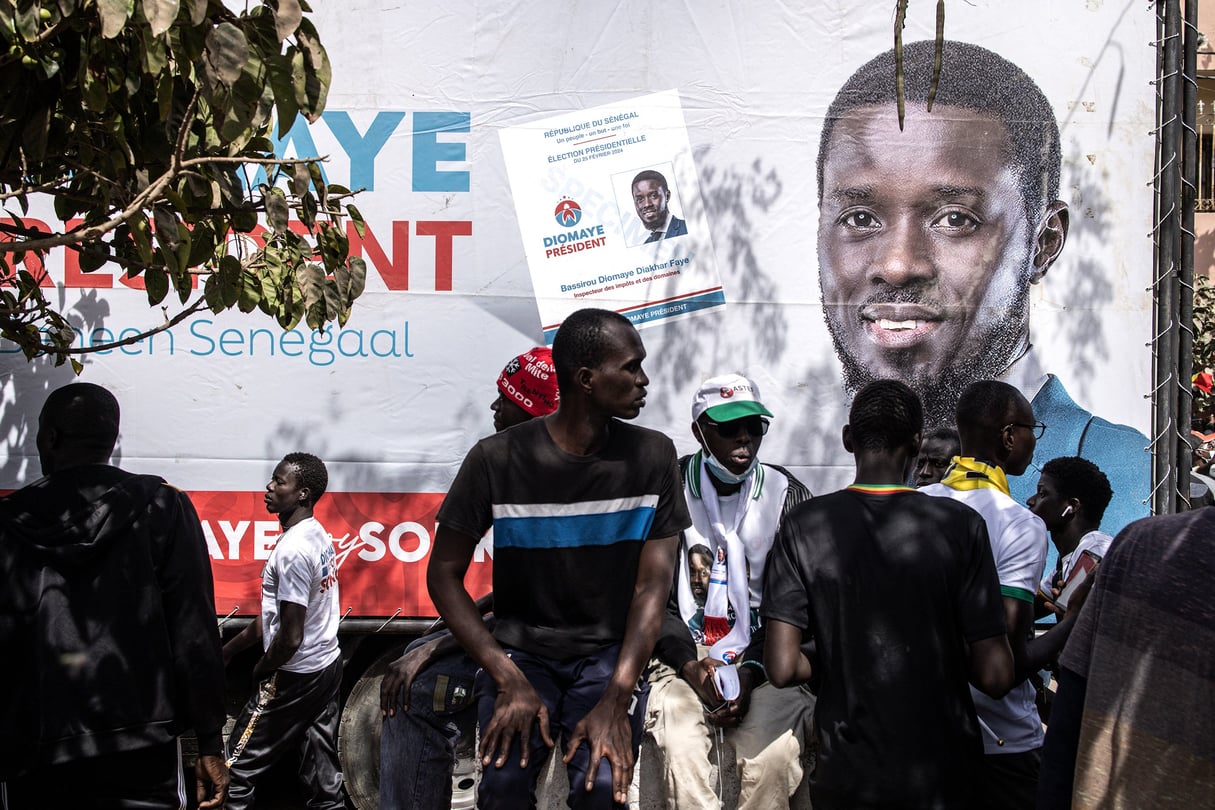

{"left": 691, "top": 374, "right": 774, "bottom": 423}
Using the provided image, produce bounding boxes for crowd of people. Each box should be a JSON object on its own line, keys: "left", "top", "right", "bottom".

{"left": 3, "top": 307, "right": 1212, "bottom": 810}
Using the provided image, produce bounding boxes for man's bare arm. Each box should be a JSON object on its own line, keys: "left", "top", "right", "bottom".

{"left": 968, "top": 634, "right": 1014, "bottom": 698}
{"left": 563, "top": 534, "right": 679, "bottom": 804}
{"left": 1005, "top": 589, "right": 1087, "bottom": 684}
{"left": 252, "top": 602, "right": 305, "bottom": 682}
{"left": 764, "top": 619, "right": 812, "bottom": 688}
{"left": 222, "top": 615, "right": 263, "bottom": 666}
{"left": 427, "top": 524, "right": 553, "bottom": 768}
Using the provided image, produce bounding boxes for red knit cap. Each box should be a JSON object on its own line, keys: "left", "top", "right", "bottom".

{"left": 497, "top": 346, "right": 559, "bottom": 417}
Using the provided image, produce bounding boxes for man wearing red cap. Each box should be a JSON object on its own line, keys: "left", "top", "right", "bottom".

{"left": 646, "top": 373, "right": 816, "bottom": 809}
{"left": 378, "top": 347, "right": 558, "bottom": 810}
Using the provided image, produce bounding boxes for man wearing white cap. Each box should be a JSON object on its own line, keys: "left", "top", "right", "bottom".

{"left": 646, "top": 373, "right": 816, "bottom": 809}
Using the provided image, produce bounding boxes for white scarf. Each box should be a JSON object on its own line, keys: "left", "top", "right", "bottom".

{"left": 675, "top": 452, "right": 786, "bottom": 663}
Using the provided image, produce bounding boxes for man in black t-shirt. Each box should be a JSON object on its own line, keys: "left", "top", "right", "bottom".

{"left": 762, "top": 380, "right": 1014, "bottom": 809}
{"left": 428, "top": 309, "right": 690, "bottom": 809}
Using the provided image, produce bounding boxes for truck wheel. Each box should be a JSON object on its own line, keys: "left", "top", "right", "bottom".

{"left": 338, "top": 651, "right": 390, "bottom": 810}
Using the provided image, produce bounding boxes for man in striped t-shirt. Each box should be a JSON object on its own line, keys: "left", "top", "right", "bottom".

{"left": 428, "top": 308, "right": 690, "bottom": 809}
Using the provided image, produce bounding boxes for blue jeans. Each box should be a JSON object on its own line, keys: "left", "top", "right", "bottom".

{"left": 474, "top": 645, "right": 649, "bottom": 810}
{"left": 380, "top": 634, "right": 479, "bottom": 809}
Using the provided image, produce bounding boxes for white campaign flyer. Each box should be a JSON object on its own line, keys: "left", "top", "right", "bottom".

{"left": 499, "top": 90, "right": 725, "bottom": 341}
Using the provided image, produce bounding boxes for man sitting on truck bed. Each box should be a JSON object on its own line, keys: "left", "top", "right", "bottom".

{"left": 427, "top": 307, "right": 690, "bottom": 809}
{"left": 379, "top": 345, "right": 559, "bottom": 809}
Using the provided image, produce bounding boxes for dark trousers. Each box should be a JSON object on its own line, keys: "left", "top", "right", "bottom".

{"left": 226, "top": 656, "right": 345, "bottom": 810}
{"left": 980, "top": 747, "right": 1042, "bottom": 810}
{"left": 475, "top": 645, "right": 649, "bottom": 810}
{"left": 1, "top": 739, "right": 185, "bottom": 809}
{"left": 379, "top": 634, "right": 479, "bottom": 809}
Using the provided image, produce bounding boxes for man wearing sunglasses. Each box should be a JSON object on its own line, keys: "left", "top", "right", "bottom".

{"left": 646, "top": 374, "right": 815, "bottom": 809}
{"left": 921, "top": 380, "right": 1092, "bottom": 809}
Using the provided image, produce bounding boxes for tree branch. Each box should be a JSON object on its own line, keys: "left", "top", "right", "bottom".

{"left": 58, "top": 296, "right": 211, "bottom": 356}
{"left": 0, "top": 155, "right": 329, "bottom": 253}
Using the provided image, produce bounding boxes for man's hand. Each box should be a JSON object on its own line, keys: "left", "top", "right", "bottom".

{"left": 480, "top": 670, "right": 554, "bottom": 770}
{"left": 1043, "top": 567, "right": 1098, "bottom": 617}
{"left": 195, "top": 754, "right": 229, "bottom": 810}
{"left": 679, "top": 657, "right": 724, "bottom": 708}
{"left": 380, "top": 641, "right": 437, "bottom": 717}
{"left": 562, "top": 686, "right": 635, "bottom": 805}
{"left": 705, "top": 664, "right": 757, "bottom": 728}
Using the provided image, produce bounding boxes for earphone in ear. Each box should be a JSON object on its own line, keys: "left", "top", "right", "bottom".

{"left": 1061, "top": 505, "right": 1075, "bottom": 518}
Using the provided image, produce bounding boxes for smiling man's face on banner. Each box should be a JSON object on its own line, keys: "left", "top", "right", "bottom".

{"left": 818, "top": 103, "right": 1039, "bottom": 424}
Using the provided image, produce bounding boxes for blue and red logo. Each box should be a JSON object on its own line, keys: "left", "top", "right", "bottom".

{"left": 554, "top": 198, "right": 582, "bottom": 227}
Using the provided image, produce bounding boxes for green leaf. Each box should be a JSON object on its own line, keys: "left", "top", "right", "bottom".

{"left": 97, "top": 0, "right": 132, "bottom": 38}
{"left": 204, "top": 21, "right": 249, "bottom": 86}
{"left": 347, "top": 256, "right": 366, "bottom": 301}
{"left": 203, "top": 273, "right": 224, "bottom": 312}
{"left": 290, "top": 161, "right": 310, "bottom": 196}
{"left": 265, "top": 187, "right": 289, "bottom": 233}
{"left": 237, "top": 267, "right": 262, "bottom": 312}
{"left": 142, "top": 0, "right": 179, "bottom": 38}
{"left": 346, "top": 204, "right": 366, "bottom": 238}
{"left": 219, "top": 254, "right": 242, "bottom": 307}
{"left": 300, "top": 192, "right": 316, "bottom": 229}
{"left": 187, "top": 221, "right": 216, "bottom": 267}
{"left": 172, "top": 262, "right": 192, "bottom": 303}
{"left": 293, "top": 17, "right": 329, "bottom": 122}
{"left": 322, "top": 277, "right": 340, "bottom": 318}
{"left": 273, "top": 0, "right": 301, "bottom": 40}
{"left": 185, "top": 0, "right": 205, "bottom": 25}
{"left": 297, "top": 261, "right": 325, "bottom": 310}
{"left": 333, "top": 261, "right": 350, "bottom": 303}
{"left": 140, "top": 23, "right": 168, "bottom": 74}
{"left": 231, "top": 207, "right": 258, "bottom": 233}
{"left": 130, "top": 213, "right": 155, "bottom": 264}
{"left": 14, "top": 3, "right": 39, "bottom": 41}
{"left": 78, "top": 243, "right": 110, "bottom": 273}
{"left": 144, "top": 266, "right": 169, "bottom": 304}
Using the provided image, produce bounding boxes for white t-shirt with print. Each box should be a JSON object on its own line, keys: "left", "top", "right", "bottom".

{"left": 922, "top": 483, "right": 1050, "bottom": 754}
{"left": 261, "top": 516, "right": 341, "bottom": 674}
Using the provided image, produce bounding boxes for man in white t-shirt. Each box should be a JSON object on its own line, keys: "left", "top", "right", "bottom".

{"left": 921, "top": 381, "right": 1091, "bottom": 810}
{"left": 222, "top": 452, "right": 344, "bottom": 810}
{"left": 1027, "top": 456, "right": 1114, "bottom": 611}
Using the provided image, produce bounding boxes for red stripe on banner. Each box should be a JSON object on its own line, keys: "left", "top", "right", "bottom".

{"left": 194, "top": 490, "right": 492, "bottom": 619}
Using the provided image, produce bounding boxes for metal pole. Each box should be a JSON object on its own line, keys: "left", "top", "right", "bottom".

{"left": 1177, "top": 0, "right": 1198, "bottom": 508}
{"left": 1152, "top": 0, "right": 1182, "bottom": 516}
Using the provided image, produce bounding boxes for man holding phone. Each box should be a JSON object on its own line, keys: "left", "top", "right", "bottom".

{"left": 1027, "top": 456, "right": 1113, "bottom": 615}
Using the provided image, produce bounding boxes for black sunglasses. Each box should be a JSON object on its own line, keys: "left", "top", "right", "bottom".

{"left": 702, "top": 415, "right": 770, "bottom": 438}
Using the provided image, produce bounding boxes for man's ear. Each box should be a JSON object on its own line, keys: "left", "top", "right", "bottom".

{"left": 576, "top": 365, "right": 595, "bottom": 395}
{"left": 841, "top": 424, "right": 853, "bottom": 453}
{"left": 1030, "top": 201, "right": 1069, "bottom": 283}
{"left": 298, "top": 485, "right": 311, "bottom": 505}
{"left": 691, "top": 421, "right": 704, "bottom": 446}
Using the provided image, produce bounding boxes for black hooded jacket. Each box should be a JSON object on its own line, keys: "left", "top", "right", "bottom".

{"left": 0, "top": 464, "right": 225, "bottom": 777}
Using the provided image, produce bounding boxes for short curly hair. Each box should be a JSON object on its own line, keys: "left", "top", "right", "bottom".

{"left": 1040, "top": 456, "right": 1113, "bottom": 524}
{"left": 848, "top": 379, "right": 923, "bottom": 452}
{"left": 281, "top": 452, "right": 329, "bottom": 506}
{"left": 551, "top": 308, "right": 636, "bottom": 392}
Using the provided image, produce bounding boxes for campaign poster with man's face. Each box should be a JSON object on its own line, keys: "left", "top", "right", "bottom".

{"left": 0, "top": 2, "right": 1158, "bottom": 617}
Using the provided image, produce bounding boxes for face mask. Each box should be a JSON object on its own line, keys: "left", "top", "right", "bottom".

{"left": 702, "top": 446, "right": 759, "bottom": 485}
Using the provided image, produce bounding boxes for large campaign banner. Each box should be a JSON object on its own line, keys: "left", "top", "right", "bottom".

{"left": 0, "top": 1, "right": 1158, "bottom": 618}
